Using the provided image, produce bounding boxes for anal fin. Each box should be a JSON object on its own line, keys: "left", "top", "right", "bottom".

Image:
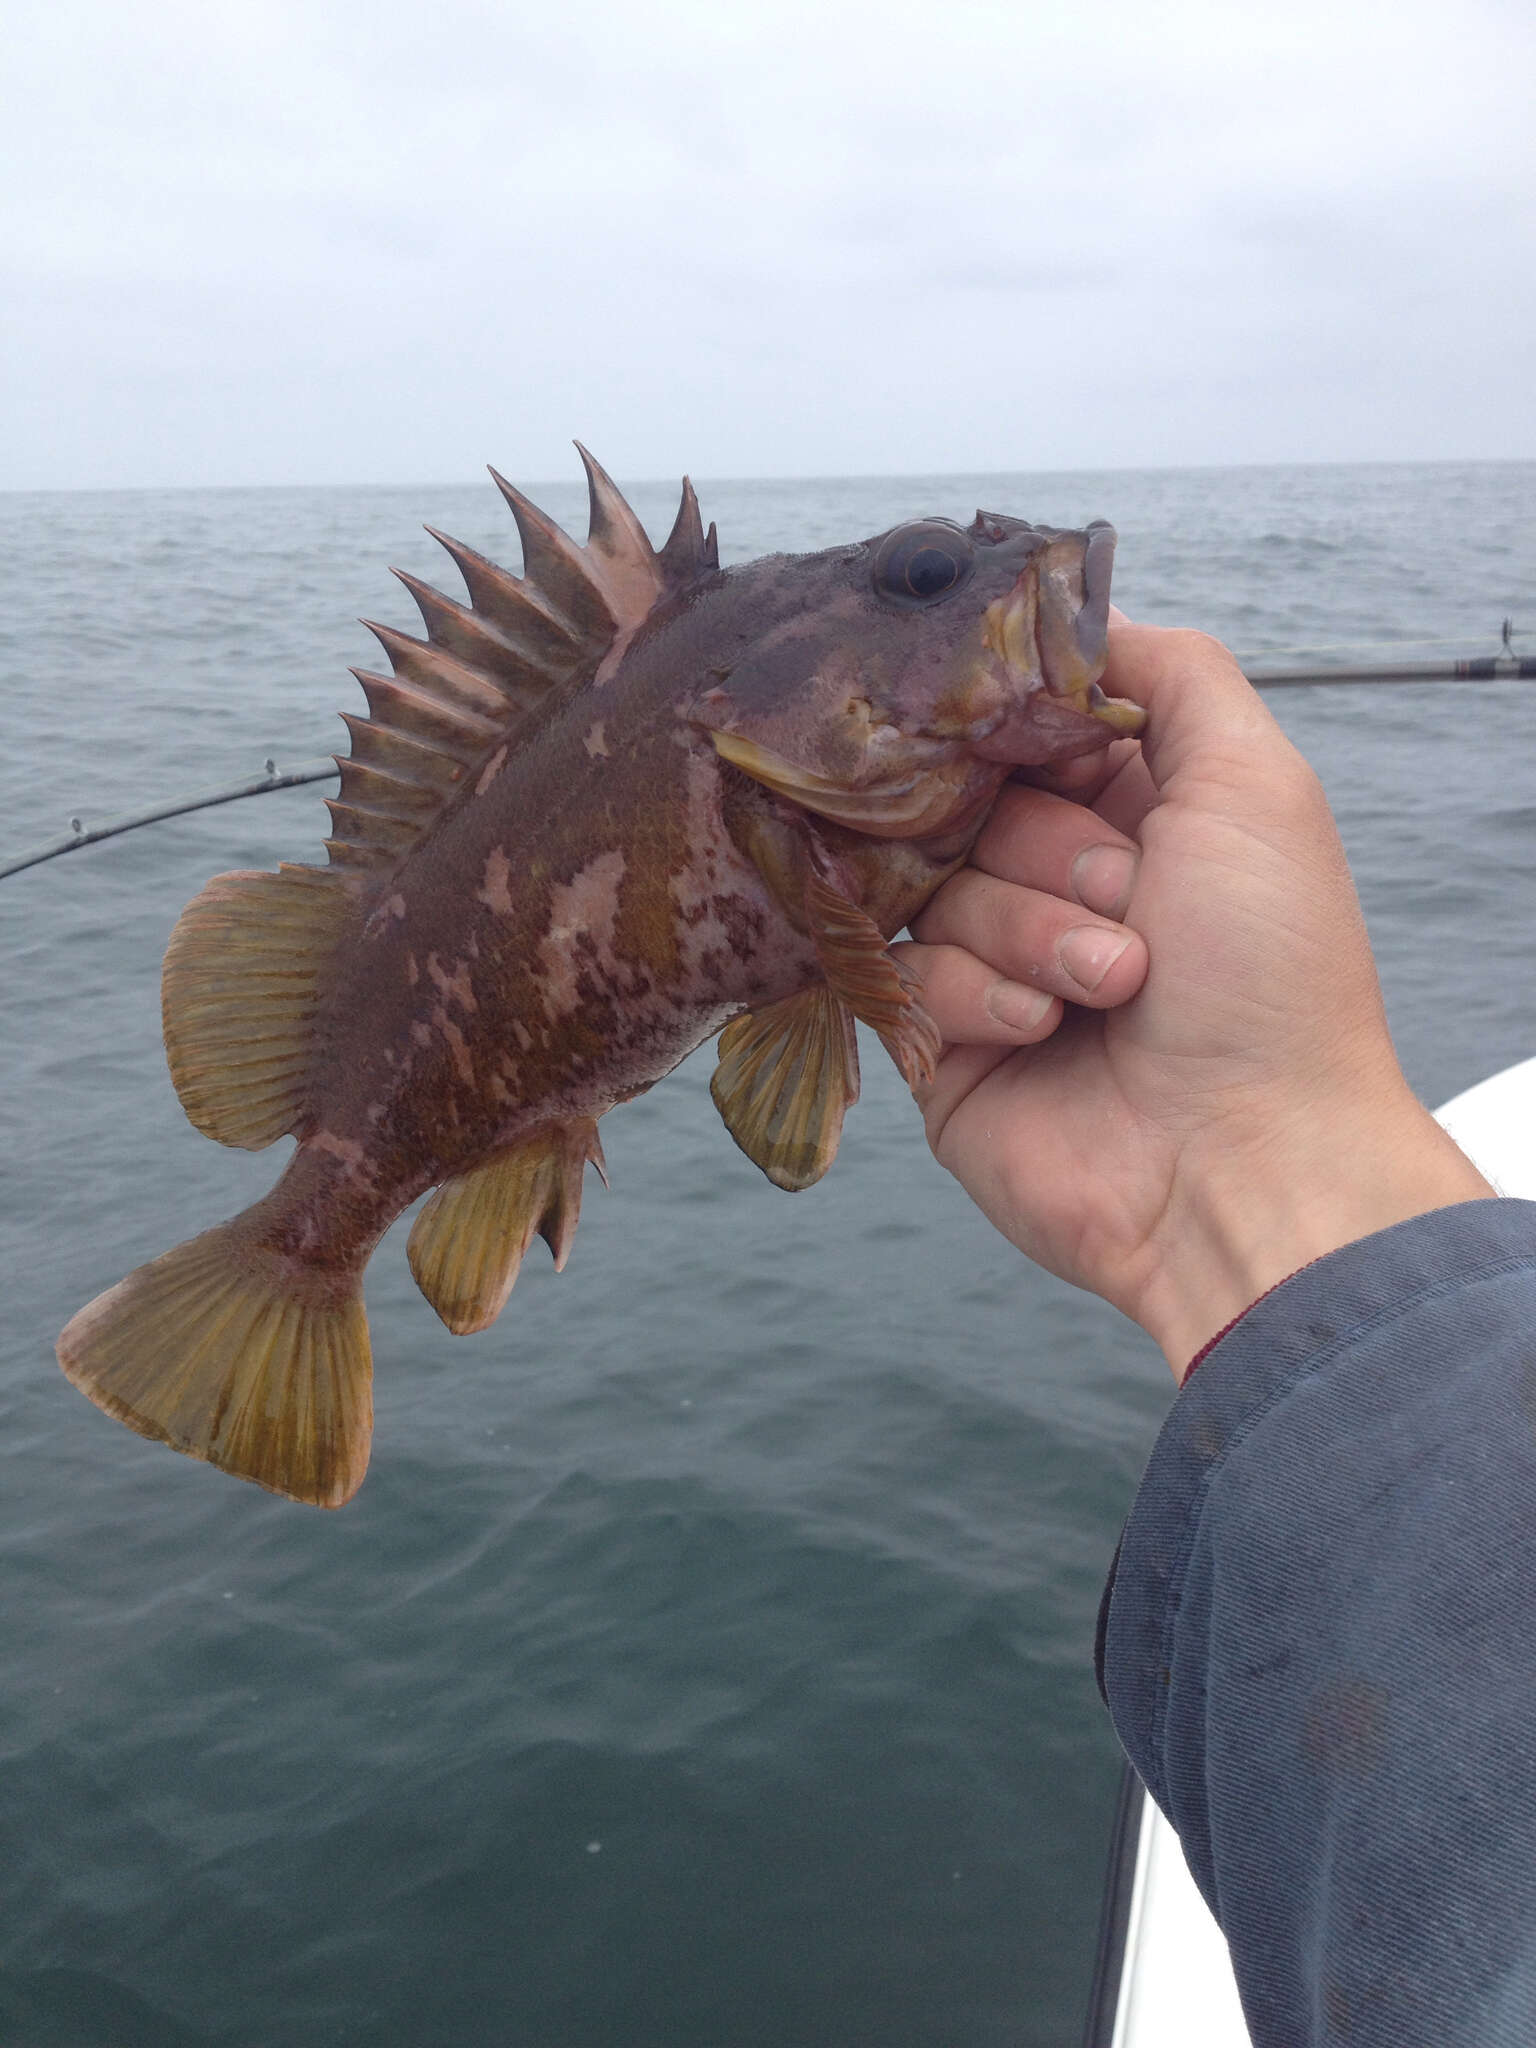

{"left": 711, "top": 985, "right": 859, "bottom": 1191}
{"left": 803, "top": 846, "right": 941, "bottom": 1090}
{"left": 407, "top": 1120, "right": 605, "bottom": 1335}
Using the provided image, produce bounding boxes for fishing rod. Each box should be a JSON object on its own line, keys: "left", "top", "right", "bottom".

{"left": 0, "top": 757, "right": 340, "bottom": 882}
{"left": 2, "top": 625, "right": 1530, "bottom": 884}
{"left": 1240, "top": 615, "right": 1535, "bottom": 686}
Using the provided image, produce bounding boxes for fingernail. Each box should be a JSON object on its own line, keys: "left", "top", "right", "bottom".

{"left": 984, "top": 979, "right": 1054, "bottom": 1032}
{"left": 1059, "top": 925, "right": 1131, "bottom": 992}
{"left": 1071, "top": 844, "right": 1138, "bottom": 919}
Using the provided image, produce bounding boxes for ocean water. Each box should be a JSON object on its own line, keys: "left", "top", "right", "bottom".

{"left": 1, "top": 461, "right": 1532, "bottom": 2048}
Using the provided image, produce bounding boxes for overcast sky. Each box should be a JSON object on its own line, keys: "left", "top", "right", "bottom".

{"left": 4, "top": 0, "right": 1532, "bottom": 489}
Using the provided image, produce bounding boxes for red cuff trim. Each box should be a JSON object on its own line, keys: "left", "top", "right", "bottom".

{"left": 1180, "top": 1266, "right": 1306, "bottom": 1383}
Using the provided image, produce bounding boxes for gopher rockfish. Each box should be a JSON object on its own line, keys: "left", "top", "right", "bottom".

{"left": 58, "top": 451, "right": 1141, "bottom": 1507}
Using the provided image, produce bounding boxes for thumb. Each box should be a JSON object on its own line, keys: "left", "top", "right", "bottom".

{"left": 1101, "top": 610, "right": 1293, "bottom": 799}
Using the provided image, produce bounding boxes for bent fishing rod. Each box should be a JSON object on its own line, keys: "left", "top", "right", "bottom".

{"left": 3, "top": 623, "right": 1530, "bottom": 884}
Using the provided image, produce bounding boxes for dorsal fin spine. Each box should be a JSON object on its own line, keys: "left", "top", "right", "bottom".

{"left": 571, "top": 442, "right": 667, "bottom": 622}
{"left": 338, "top": 712, "right": 466, "bottom": 792}
{"left": 324, "top": 803, "right": 420, "bottom": 858}
{"left": 360, "top": 620, "right": 519, "bottom": 718}
{"left": 324, "top": 839, "right": 378, "bottom": 872}
{"left": 576, "top": 441, "right": 661, "bottom": 571}
{"left": 488, "top": 467, "right": 620, "bottom": 643}
{"left": 391, "top": 569, "right": 575, "bottom": 714}
{"left": 352, "top": 670, "right": 502, "bottom": 759}
{"left": 333, "top": 759, "right": 443, "bottom": 823}
{"left": 328, "top": 457, "right": 716, "bottom": 880}
{"left": 391, "top": 568, "right": 521, "bottom": 667}
{"left": 422, "top": 528, "right": 583, "bottom": 650}
{"left": 659, "top": 476, "right": 705, "bottom": 581}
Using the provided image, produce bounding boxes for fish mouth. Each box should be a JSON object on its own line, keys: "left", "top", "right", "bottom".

{"left": 973, "top": 522, "right": 1143, "bottom": 759}
{"left": 1074, "top": 519, "right": 1117, "bottom": 682}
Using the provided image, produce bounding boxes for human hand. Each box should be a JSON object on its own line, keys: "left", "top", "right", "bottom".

{"left": 895, "top": 614, "right": 1493, "bottom": 1374}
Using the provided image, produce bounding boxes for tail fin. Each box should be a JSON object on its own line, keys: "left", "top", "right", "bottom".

{"left": 57, "top": 1213, "right": 372, "bottom": 1509}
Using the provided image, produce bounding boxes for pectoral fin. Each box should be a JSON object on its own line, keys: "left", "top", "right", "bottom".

{"left": 407, "top": 1120, "right": 606, "bottom": 1335}
{"left": 803, "top": 846, "right": 941, "bottom": 1090}
{"left": 711, "top": 985, "right": 860, "bottom": 1191}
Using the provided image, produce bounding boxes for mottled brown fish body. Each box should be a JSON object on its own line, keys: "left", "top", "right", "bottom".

{"left": 58, "top": 454, "right": 1141, "bottom": 1507}
{"left": 278, "top": 688, "right": 812, "bottom": 1261}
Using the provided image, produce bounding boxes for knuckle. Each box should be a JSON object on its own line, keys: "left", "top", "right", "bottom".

{"left": 1168, "top": 626, "right": 1238, "bottom": 668}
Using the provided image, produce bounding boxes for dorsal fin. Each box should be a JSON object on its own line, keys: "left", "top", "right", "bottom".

{"left": 388, "top": 566, "right": 572, "bottom": 710}
{"left": 358, "top": 618, "right": 523, "bottom": 721}
{"left": 658, "top": 475, "right": 721, "bottom": 584}
{"left": 575, "top": 442, "right": 667, "bottom": 625}
{"left": 487, "top": 467, "right": 621, "bottom": 647}
{"left": 419, "top": 529, "right": 583, "bottom": 657}
{"left": 327, "top": 456, "right": 715, "bottom": 878}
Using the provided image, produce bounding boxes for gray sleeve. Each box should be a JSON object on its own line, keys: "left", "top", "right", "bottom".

{"left": 1098, "top": 1199, "right": 1536, "bottom": 2046}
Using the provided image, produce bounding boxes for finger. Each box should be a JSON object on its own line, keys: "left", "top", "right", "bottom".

{"left": 912, "top": 1040, "right": 1017, "bottom": 1149}
{"left": 1017, "top": 742, "right": 1161, "bottom": 842}
{"left": 1019, "top": 733, "right": 1141, "bottom": 807}
{"left": 909, "top": 870, "right": 1148, "bottom": 1009}
{"left": 963, "top": 782, "right": 1143, "bottom": 921}
{"left": 1020, "top": 749, "right": 1118, "bottom": 797}
{"left": 1090, "top": 748, "right": 1160, "bottom": 840}
{"left": 892, "top": 939, "right": 1063, "bottom": 1046}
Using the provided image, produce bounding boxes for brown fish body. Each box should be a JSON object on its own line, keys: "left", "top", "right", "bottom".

{"left": 58, "top": 454, "right": 1141, "bottom": 1507}
{"left": 277, "top": 678, "right": 818, "bottom": 1259}
{"left": 271, "top": 556, "right": 1019, "bottom": 1269}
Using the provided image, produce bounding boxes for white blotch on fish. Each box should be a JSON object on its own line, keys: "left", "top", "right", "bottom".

{"left": 537, "top": 850, "right": 628, "bottom": 1017}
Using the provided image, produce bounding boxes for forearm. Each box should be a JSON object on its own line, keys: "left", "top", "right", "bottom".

{"left": 1099, "top": 1200, "right": 1536, "bottom": 2046}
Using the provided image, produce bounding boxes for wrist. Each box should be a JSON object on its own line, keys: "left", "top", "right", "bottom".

{"left": 1131, "top": 1087, "right": 1496, "bottom": 1380}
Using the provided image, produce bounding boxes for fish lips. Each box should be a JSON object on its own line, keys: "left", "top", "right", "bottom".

{"left": 968, "top": 522, "right": 1143, "bottom": 764}
{"left": 1076, "top": 519, "right": 1116, "bottom": 674}
{"left": 964, "top": 682, "right": 1144, "bottom": 767}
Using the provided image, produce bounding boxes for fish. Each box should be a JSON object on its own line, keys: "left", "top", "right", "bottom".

{"left": 56, "top": 449, "right": 1143, "bottom": 1509}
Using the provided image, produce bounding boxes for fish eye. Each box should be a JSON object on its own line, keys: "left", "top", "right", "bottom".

{"left": 872, "top": 522, "right": 974, "bottom": 606}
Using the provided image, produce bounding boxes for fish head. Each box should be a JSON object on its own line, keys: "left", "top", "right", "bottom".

{"left": 688, "top": 510, "right": 1144, "bottom": 839}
